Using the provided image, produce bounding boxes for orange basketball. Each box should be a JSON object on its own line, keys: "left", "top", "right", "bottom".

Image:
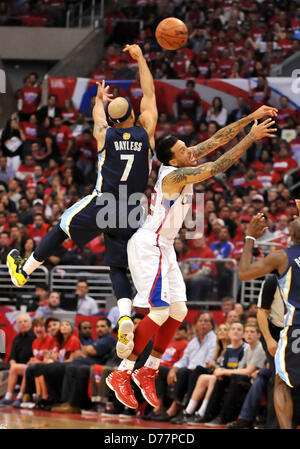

{"left": 155, "top": 17, "right": 188, "bottom": 51}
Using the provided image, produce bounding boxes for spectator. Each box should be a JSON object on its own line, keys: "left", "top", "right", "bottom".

{"left": 15, "top": 154, "right": 35, "bottom": 182}
{"left": 219, "top": 296, "right": 234, "bottom": 323}
{"left": 18, "top": 73, "right": 41, "bottom": 121}
{"left": 51, "top": 317, "right": 116, "bottom": 413}
{"left": 183, "top": 235, "right": 216, "bottom": 301}
{"left": 203, "top": 323, "right": 266, "bottom": 426}
{"left": 78, "top": 321, "right": 94, "bottom": 346}
{"left": 37, "top": 94, "right": 61, "bottom": 123}
{"left": 182, "top": 321, "right": 244, "bottom": 424}
{"left": 74, "top": 130, "right": 98, "bottom": 179}
{"left": 113, "top": 57, "right": 135, "bottom": 80}
{"left": 61, "top": 98, "right": 78, "bottom": 125}
{"left": 34, "top": 291, "right": 64, "bottom": 318}
{"left": 226, "top": 309, "right": 240, "bottom": 326}
{"left": 174, "top": 80, "right": 202, "bottom": 122}
{"left": 0, "top": 156, "right": 16, "bottom": 185}
{"left": 50, "top": 115, "right": 74, "bottom": 161}
{"left": 18, "top": 197, "right": 34, "bottom": 226}
{"left": 152, "top": 312, "right": 216, "bottom": 421}
{"left": 29, "top": 320, "right": 81, "bottom": 409}
{"left": 75, "top": 280, "right": 99, "bottom": 316}
{"left": 0, "top": 313, "right": 35, "bottom": 406}
{"left": 0, "top": 231, "right": 11, "bottom": 264}
{"left": 26, "top": 213, "right": 49, "bottom": 245}
{"left": 206, "top": 97, "right": 228, "bottom": 127}
{"left": 228, "top": 97, "right": 251, "bottom": 124}
{"left": 12, "top": 317, "right": 54, "bottom": 408}
{"left": 1, "top": 116, "right": 24, "bottom": 173}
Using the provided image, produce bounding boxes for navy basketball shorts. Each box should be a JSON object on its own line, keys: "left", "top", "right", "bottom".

{"left": 60, "top": 192, "right": 137, "bottom": 267}
{"left": 275, "top": 324, "right": 300, "bottom": 388}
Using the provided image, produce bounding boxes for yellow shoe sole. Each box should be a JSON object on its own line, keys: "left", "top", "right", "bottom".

{"left": 7, "top": 253, "right": 27, "bottom": 288}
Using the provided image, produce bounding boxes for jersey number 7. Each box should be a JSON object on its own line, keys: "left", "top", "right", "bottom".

{"left": 120, "top": 154, "right": 134, "bottom": 181}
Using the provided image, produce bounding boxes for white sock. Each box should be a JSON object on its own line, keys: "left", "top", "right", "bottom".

{"left": 145, "top": 355, "right": 161, "bottom": 370}
{"left": 118, "top": 359, "right": 135, "bottom": 371}
{"left": 198, "top": 399, "right": 208, "bottom": 417}
{"left": 22, "top": 253, "right": 43, "bottom": 276}
{"left": 5, "top": 392, "right": 12, "bottom": 400}
{"left": 117, "top": 298, "right": 132, "bottom": 318}
{"left": 16, "top": 392, "right": 23, "bottom": 400}
{"left": 185, "top": 399, "right": 198, "bottom": 415}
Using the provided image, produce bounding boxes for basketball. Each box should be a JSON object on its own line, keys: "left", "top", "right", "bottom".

{"left": 155, "top": 17, "right": 188, "bottom": 51}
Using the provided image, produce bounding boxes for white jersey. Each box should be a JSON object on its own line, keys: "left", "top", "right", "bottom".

{"left": 142, "top": 165, "right": 193, "bottom": 242}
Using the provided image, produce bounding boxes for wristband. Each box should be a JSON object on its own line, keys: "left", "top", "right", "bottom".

{"left": 245, "top": 235, "right": 256, "bottom": 242}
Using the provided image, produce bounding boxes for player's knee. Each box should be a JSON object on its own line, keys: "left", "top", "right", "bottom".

{"left": 148, "top": 306, "right": 170, "bottom": 326}
{"left": 169, "top": 301, "right": 187, "bottom": 322}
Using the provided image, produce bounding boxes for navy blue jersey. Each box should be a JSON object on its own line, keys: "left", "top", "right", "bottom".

{"left": 220, "top": 343, "right": 246, "bottom": 369}
{"left": 277, "top": 245, "right": 300, "bottom": 326}
{"left": 94, "top": 126, "right": 153, "bottom": 198}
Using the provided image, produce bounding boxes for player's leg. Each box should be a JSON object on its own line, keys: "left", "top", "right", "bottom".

{"left": 109, "top": 265, "right": 134, "bottom": 358}
{"left": 273, "top": 374, "right": 293, "bottom": 429}
{"left": 7, "top": 223, "right": 68, "bottom": 287}
{"left": 103, "top": 230, "right": 135, "bottom": 359}
{"left": 106, "top": 305, "right": 170, "bottom": 409}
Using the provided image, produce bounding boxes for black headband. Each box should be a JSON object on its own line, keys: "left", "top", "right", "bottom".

{"left": 108, "top": 97, "right": 132, "bottom": 124}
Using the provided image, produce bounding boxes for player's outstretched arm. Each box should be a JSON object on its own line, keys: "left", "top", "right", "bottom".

{"left": 238, "top": 213, "right": 288, "bottom": 280}
{"left": 92, "top": 80, "right": 112, "bottom": 150}
{"left": 123, "top": 44, "right": 158, "bottom": 148}
{"left": 189, "top": 104, "right": 278, "bottom": 160}
{"left": 163, "top": 118, "right": 277, "bottom": 196}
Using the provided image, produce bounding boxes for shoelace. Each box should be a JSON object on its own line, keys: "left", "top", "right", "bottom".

{"left": 14, "top": 254, "right": 27, "bottom": 269}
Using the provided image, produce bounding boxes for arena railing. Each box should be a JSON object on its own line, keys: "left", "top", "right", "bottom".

{"left": 239, "top": 241, "right": 285, "bottom": 307}
{"left": 180, "top": 258, "right": 239, "bottom": 307}
{"left": 50, "top": 265, "right": 113, "bottom": 308}
{"left": 0, "top": 265, "right": 49, "bottom": 305}
{"left": 66, "top": 0, "right": 105, "bottom": 28}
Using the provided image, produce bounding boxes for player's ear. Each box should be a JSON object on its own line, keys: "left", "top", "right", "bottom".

{"left": 169, "top": 157, "right": 177, "bottom": 167}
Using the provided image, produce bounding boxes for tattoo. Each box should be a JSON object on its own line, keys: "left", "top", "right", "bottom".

{"left": 210, "top": 132, "right": 255, "bottom": 176}
{"left": 165, "top": 132, "right": 255, "bottom": 190}
{"left": 166, "top": 164, "right": 209, "bottom": 185}
{"left": 192, "top": 115, "right": 252, "bottom": 158}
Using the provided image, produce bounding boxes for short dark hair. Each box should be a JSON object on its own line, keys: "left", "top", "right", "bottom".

{"left": 156, "top": 135, "right": 178, "bottom": 165}
{"left": 97, "top": 317, "right": 111, "bottom": 327}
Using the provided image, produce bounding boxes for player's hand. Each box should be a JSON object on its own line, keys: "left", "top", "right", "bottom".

{"left": 246, "top": 213, "right": 268, "bottom": 239}
{"left": 167, "top": 368, "right": 177, "bottom": 386}
{"left": 250, "top": 118, "right": 277, "bottom": 140}
{"left": 252, "top": 105, "right": 278, "bottom": 119}
{"left": 96, "top": 80, "right": 113, "bottom": 103}
{"left": 123, "top": 44, "right": 143, "bottom": 61}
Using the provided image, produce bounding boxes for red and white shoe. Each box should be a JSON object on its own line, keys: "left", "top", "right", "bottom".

{"left": 106, "top": 370, "right": 138, "bottom": 409}
{"left": 131, "top": 366, "right": 159, "bottom": 408}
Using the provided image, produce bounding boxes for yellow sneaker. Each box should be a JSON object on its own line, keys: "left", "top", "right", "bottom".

{"left": 7, "top": 249, "right": 28, "bottom": 287}
{"left": 117, "top": 316, "right": 134, "bottom": 359}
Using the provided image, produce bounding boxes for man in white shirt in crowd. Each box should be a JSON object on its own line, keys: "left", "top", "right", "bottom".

{"left": 76, "top": 280, "right": 98, "bottom": 315}
{"left": 153, "top": 311, "right": 217, "bottom": 421}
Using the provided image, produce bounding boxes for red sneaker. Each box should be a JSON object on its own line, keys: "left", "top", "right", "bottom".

{"left": 106, "top": 370, "right": 138, "bottom": 409}
{"left": 131, "top": 366, "right": 159, "bottom": 407}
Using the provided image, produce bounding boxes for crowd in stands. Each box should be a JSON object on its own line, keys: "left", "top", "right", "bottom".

{"left": 0, "top": 297, "right": 283, "bottom": 428}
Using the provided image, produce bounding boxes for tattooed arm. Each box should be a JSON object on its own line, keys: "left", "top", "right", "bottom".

{"left": 93, "top": 80, "right": 112, "bottom": 151}
{"left": 190, "top": 104, "right": 278, "bottom": 159}
{"left": 163, "top": 118, "right": 277, "bottom": 196}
